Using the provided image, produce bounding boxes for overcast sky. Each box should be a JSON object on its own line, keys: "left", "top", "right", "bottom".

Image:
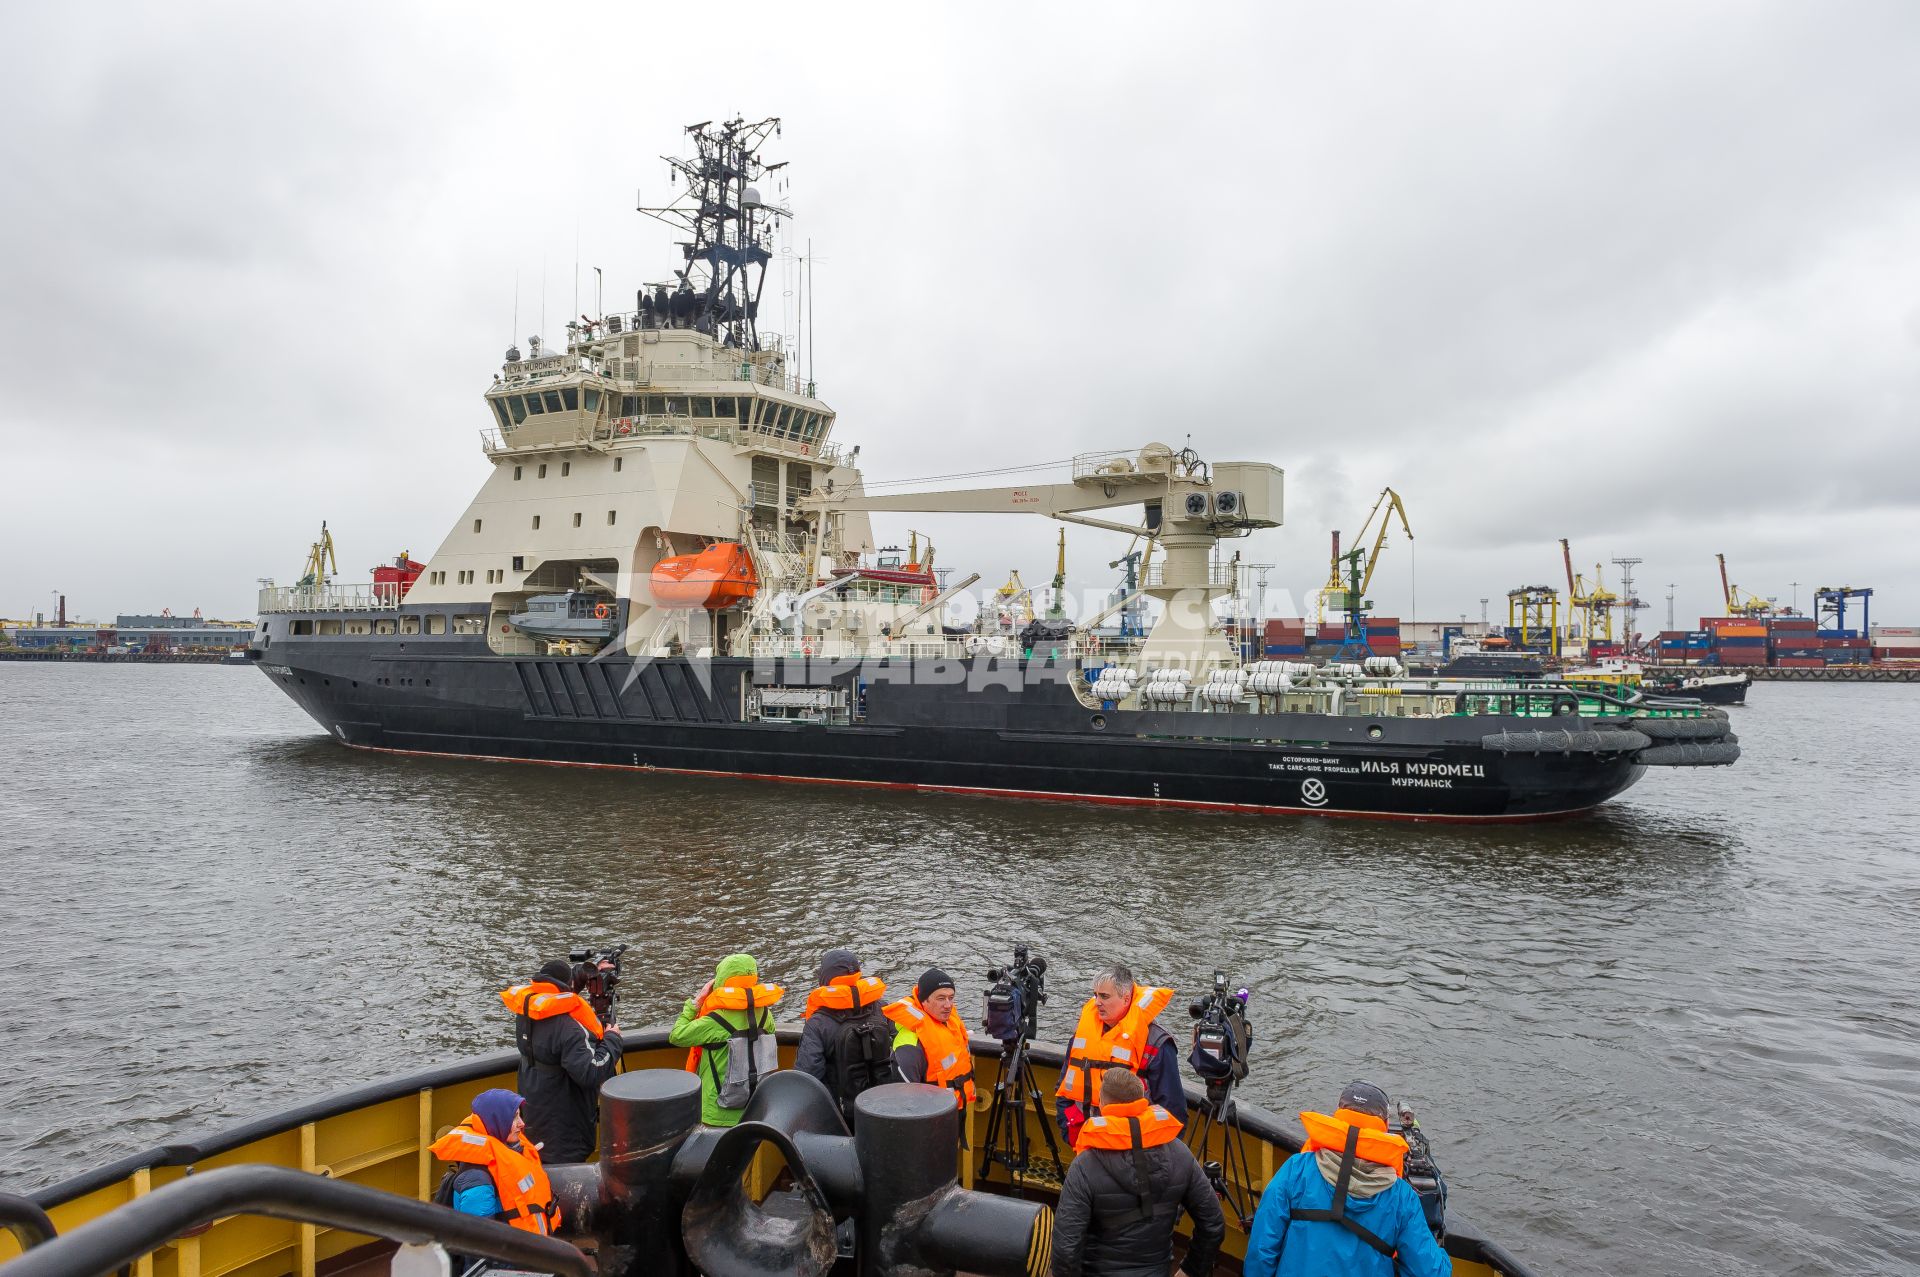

{"left": 3, "top": 2, "right": 1917, "bottom": 630}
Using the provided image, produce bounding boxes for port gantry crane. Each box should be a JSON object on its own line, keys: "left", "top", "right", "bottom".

{"left": 1814, "top": 584, "right": 1872, "bottom": 633}
{"left": 1316, "top": 487, "right": 1413, "bottom": 658}
{"left": 1716, "top": 553, "right": 1776, "bottom": 618}
{"left": 1507, "top": 584, "right": 1561, "bottom": 657}
{"left": 1559, "top": 538, "right": 1617, "bottom": 650}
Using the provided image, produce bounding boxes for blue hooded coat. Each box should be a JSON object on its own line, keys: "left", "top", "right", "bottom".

{"left": 1242, "top": 1151, "right": 1451, "bottom": 1277}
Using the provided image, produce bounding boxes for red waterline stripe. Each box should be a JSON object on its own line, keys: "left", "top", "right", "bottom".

{"left": 338, "top": 740, "right": 1597, "bottom": 824}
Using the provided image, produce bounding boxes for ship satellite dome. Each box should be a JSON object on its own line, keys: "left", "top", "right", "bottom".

{"left": 505, "top": 345, "right": 521, "bottom": 362}
{"left": 743, "top": 185, "right": 763, "bottom": 208}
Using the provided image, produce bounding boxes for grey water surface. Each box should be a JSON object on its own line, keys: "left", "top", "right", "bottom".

{"left": 0, "top": 664, "right": 1915, "bottom": 1275}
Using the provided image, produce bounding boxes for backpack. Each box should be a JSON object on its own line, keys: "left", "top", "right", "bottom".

{"left": 823, "top": 1009, "right": 892, "bottom": 1121}
{"left": 704, "top": 1010, "right": 780, "bottom": 1110}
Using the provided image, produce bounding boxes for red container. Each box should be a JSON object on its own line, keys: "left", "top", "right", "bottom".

{"left": 1776, "top": 658, "right": 1824, "bottom": 668}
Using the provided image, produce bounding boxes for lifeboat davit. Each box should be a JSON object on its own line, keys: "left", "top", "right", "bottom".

{"left": 650, "top": 543, "right": 758, "bottom": 609}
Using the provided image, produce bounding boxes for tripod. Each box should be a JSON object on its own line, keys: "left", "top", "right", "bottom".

{"left": 1187, "top": 1076, "right": 1259, "bottom": 1229}
{"left": 977, "top": 1032, "right": 1064, "bottom": 1185}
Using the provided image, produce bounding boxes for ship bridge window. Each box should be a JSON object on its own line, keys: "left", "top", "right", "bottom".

{"left": 620, "top": 394, "right": 641, "bottom": 416}
{"left": 492, "top": 399, "right": 511, "bottom": 430}
{"left": 543, "top": 391, "right": 564, "bottom": 413}
{"left": 715, "top": 396, "right": 735, "bottom": 419}
{"left": 509, "top": 396, "right": 529, "bottom": 424}
{"left": 692, "top": 397, "right": 713, "bottom": 418}
{"left": 561, "top": 387, "right": 578, "bottom": 411}
{"left": 522, "top": 394, "right": 544, "bottom": 417}
{"left": 583, "top": 387, "right": 601, "bottom": 412}
{"left": 735, "top": 398, "right": 751, "bottom": 425}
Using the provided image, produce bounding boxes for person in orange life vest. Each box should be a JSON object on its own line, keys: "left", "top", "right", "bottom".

{"left": 429, "top": 1088, "right": 560, "bottom": 1236}
{"left": 501, "top": 958, "right": 623, "bottom": 1164}
{"left": 884, "top": 968, "right": 977, "bottom": 1107}
{"left": 669, "top": 953, "right": 785, "bottom": 1127}
{"left": 1050, "top": 1069, "right": 1224, "bottom": 1277}
{"left": 794, "top": 948, "right": 891, "bottom": 1128}
{"left": 1055, "top": 962, "right": 1185, "bottom": 1145}
{"left": 1242, "top": 1081, "right": 1449, "bottom": 1277}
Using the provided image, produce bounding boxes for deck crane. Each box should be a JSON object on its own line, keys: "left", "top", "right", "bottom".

{"left": 297, "top": 522, "right": 338, "bottom": 590}
{"left": 1559, "top": 538, "right": 1617, "bottom": 649}
{"left": 1716, "top": 553, "right": 1776, "bottom": 618}
{"left": 1316, "top": 487, "right": 1413, "bottom": 655}
{"left": 1106, "top": 535, "right": 1154, "bottom": 638}
{"left": 1046, "top": 528, "right": 1069, "bottom": 620}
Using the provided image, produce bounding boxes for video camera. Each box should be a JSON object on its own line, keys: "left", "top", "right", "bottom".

{"left": 982, "top": 944, "right": 1047, "bottom": 1044}
{"left": 1187, "top": 970, "right": 1252, "bottom": 1108}
{"left": 1390, "top": 1103, "right": 1448, "bottom": 1238}
{"left": 568, "top": 944, "right": 628, "bottom": 1023}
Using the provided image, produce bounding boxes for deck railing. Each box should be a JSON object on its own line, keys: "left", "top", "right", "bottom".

{"left": 257, "top": 585, "right": 395, "bottom": 615}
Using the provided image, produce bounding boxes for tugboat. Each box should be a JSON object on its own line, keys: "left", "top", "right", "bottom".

{"left": 1638, "top": 668, "right": 1751, "bottom": 705}
{"left": 243, "top": 117, "right": 1739, "bottom": 822}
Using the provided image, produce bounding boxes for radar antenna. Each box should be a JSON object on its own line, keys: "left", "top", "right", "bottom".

{"left": 636, "top": 116, "right": 788, "bottom": 351}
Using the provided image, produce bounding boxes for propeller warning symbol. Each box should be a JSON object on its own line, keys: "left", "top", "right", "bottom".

{"left": 1301, "top": 778, "right": 1329, "bottom": 807}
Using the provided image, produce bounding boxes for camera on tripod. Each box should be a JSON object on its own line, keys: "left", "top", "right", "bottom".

{"left": 982, "top": 944, "right": 1047, "bottom": 1045}
{"left": 568, "top": 944, "right": 628, "bottom": 1022}
{"left": 1390, "top": 1103, "right": 1449, "bottom": 1238}
{"left": 1187, "top": 970, "right": 1252, "bottom": 1109}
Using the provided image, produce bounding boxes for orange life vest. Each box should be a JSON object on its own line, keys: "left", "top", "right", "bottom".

{"left": 883, "top": 994, "right": 977, "bottom": 1105}
{"left": 1298, "top": 1108, "right": 1409, "bottom": 1176}
{"left": 500, "top": 980, "right": 605, "bottom": 1039}
{"left": 1056, "top": 984, "right": 1175, "bottom": 1111}
{"left": 1072, "top": 1097, "right": 1183, "bottom": 1152}
{"left": 683, "top": 974, "right": 785, "bottom": 1074}
{"left": 803, "top": 972, "right": 887, "bottom": 1019}
{"left": 428, "top": 1115, "right": 559, "bottom": 1235}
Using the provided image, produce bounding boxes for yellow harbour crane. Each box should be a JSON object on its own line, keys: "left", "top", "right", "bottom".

{"left": 995, "top": 570, "right": 1033, "bottom": 627}
{"left": 1716, "top": 553, "right": 1775, "bottom": 618}
{"left": 1507, "top": 585, "right": 1561, "bottom": 657}
{"left": 297, "top": 521, "right": 338, "bottom": 590}
{"left": 1560, "top": 538, "right": 1617, "bottom": 647}
{"left": 1315, "top": 487, "right": 1413, "bottom": 630}
{"left": 1047, "top": 528, "right": 1068, "bottom": 620}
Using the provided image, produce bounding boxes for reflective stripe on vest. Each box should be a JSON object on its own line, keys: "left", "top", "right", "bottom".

{"left": 1055, "top": 984, "right": 1174, "bottom": 1110}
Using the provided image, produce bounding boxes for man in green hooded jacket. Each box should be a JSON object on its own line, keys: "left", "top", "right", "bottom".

{"left": 669, "top": 953, "right": 786, "bottom": 1127}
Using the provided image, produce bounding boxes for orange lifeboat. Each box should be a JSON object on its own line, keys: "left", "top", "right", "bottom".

{"left": 650, "top": 543, "right": 758, "bottom": 609}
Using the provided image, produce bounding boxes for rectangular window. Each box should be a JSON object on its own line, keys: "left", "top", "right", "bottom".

{"left": 510, "top": 395, "right": 528, "bottom": 424}
{"left": 645, "top": 395, "right": 666, "bottom": 415}
{"left": 572, "top": 512, "right": 582, "bottom": 527}
{"left": 427, "top": 614, "right": 447, "bottom": 634}
{"left": 538, "top": 463, "right": 548, "bottom": 478}
{"left": 692, "top": 397, "right": 713, "bottom": 418}
{"left": 542, "top": 391, "right": 564, "bottom": 413}
{"left": 524, "top": 394, "right": 544, "bottom": 416}
{"left": 583, "top": 387, "right": 601, "bottom": 412}
{"left": 561, "top": 461, "right": 570, "bottom": 476}
{"left": 513, "top": 466, "right": 523, "bottom": 480}
{"left": 736, "top": 398, "right": 751, "bottom": 425}
{"left": 623, "top": 394, "right": 641, "bottom": 416}
{"left": 492, "top": 399, "right": 512, "bottom": 430}
{"left": 453, "top": 616, "right": 484, "bottom": 635}
{"left": 512, "top": 556, "right": 524, "bottom": 571}
{"left": 607, "top": 510, "right": 617, "bottom": 525}
{"left": 715, "top": 397, "right": 735, "bottom": 419}
{"left": 473, "top": 518, "right": 483, "bottom": 533}
{"left": 532, "top": 515, "right": 541, "bottom": 530}
{"left": 562, "top": 387, "right": 578, "bottom": 411}
{"left": 614, "top": 456, "right": 623, "bottom": 472}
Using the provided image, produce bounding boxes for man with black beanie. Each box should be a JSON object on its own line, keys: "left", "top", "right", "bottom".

{"left": 794, "top": 948, "right": 892, "bottom": 1129}
{"left": 883, "top": 967, "right": 978, "bottom": 1112}
{"left": 499, "top": 957, "right": 623, "bottom": 1163}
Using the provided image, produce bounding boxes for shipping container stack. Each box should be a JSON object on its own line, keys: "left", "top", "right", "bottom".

{"left": 1654, "top": 630, "right": 1712, "bottom": 663}
{"left": 1767, "top": 615, "right": 1822, "bottom": 669}
{"left": 1873, "top": 626, "right": 1920, "bottom": 664}
{"left": 1307, "top": 622, "right": 1344, "bottom": 661}
{"left": 1703, "top": 617, "right": 1769, "bottom": 667}
{"left": 1262, "top": 618, "right": 1308, "bottom": 659}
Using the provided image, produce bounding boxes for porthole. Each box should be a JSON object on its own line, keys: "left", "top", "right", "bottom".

{"left": 1090, "top": 714, "right": 1108, "bottom": 731}
{"left": 1367, "top": 724, "right": 1383, "bottom": 739}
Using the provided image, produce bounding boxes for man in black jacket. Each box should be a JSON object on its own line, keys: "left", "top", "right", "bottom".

{"left": 1051, "top": 1068, "right": 1224, "bottom": 1277}
{"left": 793, "top": 948, "right": 892, "bottom": 1129}
{"left": 502, "top": 958, "right": 623, "bottom": 1163}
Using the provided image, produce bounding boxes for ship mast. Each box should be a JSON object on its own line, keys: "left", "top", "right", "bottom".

{"left": 636, "top": 117, "right": 788, "bottom": 351}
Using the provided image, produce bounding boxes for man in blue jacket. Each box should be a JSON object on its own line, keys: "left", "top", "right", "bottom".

{"left": 1242, "top": 1081, "right": 1451, "bottom": 1277}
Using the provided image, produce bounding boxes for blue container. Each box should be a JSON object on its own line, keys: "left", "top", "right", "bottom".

{"left": 1817, "top": 629, "right": 1859, "bottom": 639}
{"left": 1264, "top": 645, "right": 1306, "bottom": 656}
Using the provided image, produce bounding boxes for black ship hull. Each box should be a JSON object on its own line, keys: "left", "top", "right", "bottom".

{"left": 1645, "top": 675, "right": 1749, "bottom": 705}
{"left": 251, "top": 636, "right": 1648, "bottom": 822}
